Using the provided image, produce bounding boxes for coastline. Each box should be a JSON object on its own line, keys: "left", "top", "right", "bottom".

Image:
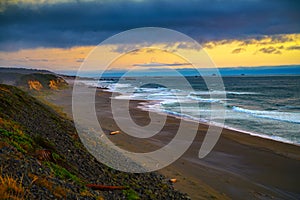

{"left": 137, "top": 99, "right": 300, "bottom": 147}
{"left": 46, "top": 83, "right": 300, "bottom": 199}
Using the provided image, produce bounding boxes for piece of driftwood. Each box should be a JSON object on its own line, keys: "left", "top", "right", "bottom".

{"left": 110, "top": 130, "right": 121, "bottom": 135}
{"left": 86, "top": 184, "right": 127, "bottom": 190}
{"left": 169, "top": 178, "right": 177, "bottom": 183}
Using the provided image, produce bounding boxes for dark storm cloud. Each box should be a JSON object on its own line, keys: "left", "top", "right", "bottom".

{"left": 231, "top": 48, "right": 246, "bottom": 54}
{"left": 286, "top": 45, "right": 300, "bottom": 50}
{"left": 258, "top": 46, "right": 282, "bottom": 54}
{"left": 76, "top": 58, "right": 84, "bottom": 63}
{"left": 238, "top": 35, "right": 295, "bottom": 46}
{"left": 0, "top": 0, "right": 299, "bottom": 51}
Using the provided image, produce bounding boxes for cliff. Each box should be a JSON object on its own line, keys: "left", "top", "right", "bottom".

{"left": 0, "top": 67, "right": 68, "bottom": 92}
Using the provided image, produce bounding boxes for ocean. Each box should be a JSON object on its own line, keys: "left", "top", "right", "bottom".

{"left": 80, "top": 75, "right": 300, "bottom": 145}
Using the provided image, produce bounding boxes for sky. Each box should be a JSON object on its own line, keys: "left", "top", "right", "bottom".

{"left": 0, "top": 0, "right": 300, "bottom": 72}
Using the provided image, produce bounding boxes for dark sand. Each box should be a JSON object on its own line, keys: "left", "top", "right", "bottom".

{"left": 46, "top": 85, "right": 300, "bottom": 200}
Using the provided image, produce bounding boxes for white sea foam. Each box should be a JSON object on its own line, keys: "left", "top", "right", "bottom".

{"left": 189, "top": 91, "right": 258, "bottom": 95}
{"left": 187, "top": 95, "right": 225, "bottom": 103}
{"left": 232, "top": 106, "right": 300, "bottom": 124}
{"left": 138, "top": 102, "right": 300, "bottom": 145}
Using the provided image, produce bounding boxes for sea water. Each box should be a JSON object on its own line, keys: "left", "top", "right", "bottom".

{"left": 81, "top": 75, "right": 300, "bottom": 145}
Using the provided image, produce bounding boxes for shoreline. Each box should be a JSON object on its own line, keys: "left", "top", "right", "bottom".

{"left": 114, "top": 91, "right": 300, "bottom": 160}
{"left": 46, "top": 83, "right": 300, "bottom": 199}
{"left": 117, "top": 94, "right": 300, "bottom": 148}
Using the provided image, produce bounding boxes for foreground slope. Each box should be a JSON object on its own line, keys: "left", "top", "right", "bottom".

{"left": 0, "top": 84, "right": 188, "bottom": 199}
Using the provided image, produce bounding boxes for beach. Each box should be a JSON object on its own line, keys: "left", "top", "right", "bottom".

{"left": 46, "top": 83, "right": 300, "bottom": 200}
{"left": 2, "top": 1, "right": 300, "bottom": 199}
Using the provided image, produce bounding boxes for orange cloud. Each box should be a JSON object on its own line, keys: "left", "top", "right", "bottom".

{"left": 204, "top": 34, "right": 300, "bottom": 67}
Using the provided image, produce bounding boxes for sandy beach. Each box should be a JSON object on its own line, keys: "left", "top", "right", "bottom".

{"left": 2, "top": 1, "right": 300, "bottom": 199}
{"left": 46, "top": 84, "right": 300, "bottom": 200}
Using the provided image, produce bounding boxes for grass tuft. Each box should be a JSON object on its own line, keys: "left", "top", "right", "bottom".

{"left": 0, "top": 173, "right": 25, "bottom": 199}
{"left": 45, "top": 162, "right": 81, "bottom": 184}
{"left": 0, "top": 128, "right": 34, "bottom": 154}
{"left": 123, "top": 189, "right": 140, "bottom": 200}
{"left": 28, "top": 173, "right": 69, "bottom": 198}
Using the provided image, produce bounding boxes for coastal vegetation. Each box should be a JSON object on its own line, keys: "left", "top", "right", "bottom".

{"left": 0, "top": 75, "right": 188, "bottom": 199}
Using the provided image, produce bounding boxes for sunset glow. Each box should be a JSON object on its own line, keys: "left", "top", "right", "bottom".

{"left": 1, "top": 34, "right": 299, "bottom": 71}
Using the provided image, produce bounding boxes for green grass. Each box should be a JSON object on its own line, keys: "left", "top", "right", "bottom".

{"left": 45, "top": 162, "right": 81, "bottom": 184}
{"left": 0, "top": 128, "right": 34, "bottom": 154}
{"left": 123, "top": 189, "right": 140, "bottom": 200}
{"left": 51, "top": 152, "right": 61, "bottom": 161}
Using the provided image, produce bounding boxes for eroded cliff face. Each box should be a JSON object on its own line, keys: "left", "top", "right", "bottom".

{"left": 48, "top": 78, "right": 67, "bottom": 90}
{"left": 18, "top": 73, "right": 68, "bottom": 91}
{"left": 28, "top": 80, "right": 43, "bottom": 91}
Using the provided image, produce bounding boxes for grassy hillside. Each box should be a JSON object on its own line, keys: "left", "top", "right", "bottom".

{"left": 16, "top": 73, "right": 68, "bottom": 91}
{"left": 0, "top": 84, "right": 188, "bottom": 200}
{"left": 0, "top": 67, "right": 68, "bottom": 92}
{"left": 0, "top": 67, "right": 51, "bottom": 86}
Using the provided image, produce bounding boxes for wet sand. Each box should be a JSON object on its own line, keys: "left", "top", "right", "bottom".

{"left": 46, "top": 85, "right": 300, "bottom": 200}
